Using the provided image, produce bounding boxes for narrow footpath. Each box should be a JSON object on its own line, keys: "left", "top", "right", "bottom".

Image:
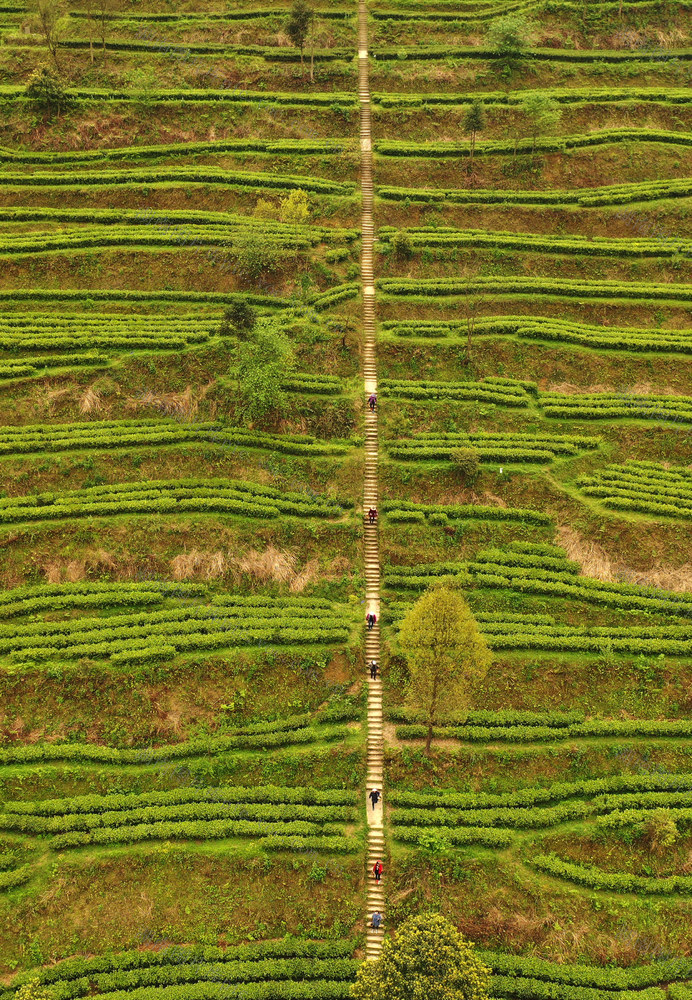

{"left": 358, "top": 0, "right": 385, "bottom": 962}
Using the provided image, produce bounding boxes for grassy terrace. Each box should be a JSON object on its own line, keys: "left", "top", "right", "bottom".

{"left": 1, "top": 0, "right": 692, "bottom": 989}
{"left": 369, "top": 0, "right": 692, "bottom": 972}
{"left": 0, "top": 0, "right": 368, "bottom": 977}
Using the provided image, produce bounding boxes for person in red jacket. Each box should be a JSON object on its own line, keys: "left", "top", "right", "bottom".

{"left": 372, "top": 859, "right": 383, "bottom": 883}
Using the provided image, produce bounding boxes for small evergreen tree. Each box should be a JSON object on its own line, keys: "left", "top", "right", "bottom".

{"left": 450, "top": 447, "right": 480, "bottom": 483}
{"left": 391, "top": 230, "right": 413, "bottom": 259}
{"left": 233, "top": 235, "right": 282, "bottom": 284}
{"left": 645, "top": 808, "right": 678, "bottom": 855}
{"left": 463, "top": 100, "right": 485, "bottom": 170}
{"left": 352, "top": 913, "right": 491, "bottom": 1000}
{"left": 218, "top": 300, "right": 256, "bottom": 338}
{"left": 285, "top": 0, "right": 313, "bottom": 77}
{"left": 398, "top": 586, "right": 491, "bottom": 753}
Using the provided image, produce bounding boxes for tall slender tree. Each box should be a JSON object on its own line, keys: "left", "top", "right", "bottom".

{"left": 463, "top": 100, "right": 485, "bottom": 173}
{"left": 32, "top": 0, "right": 69, "bottom": 70}
{"left": 285, "top": 0, "right": 313, "bottom": 78}
{"left": 398, "top": 585, "right": 491, "bottom": 753}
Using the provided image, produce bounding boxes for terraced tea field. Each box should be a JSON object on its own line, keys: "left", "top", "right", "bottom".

{"left": 0, "top": 0, "right": 691, "bottom": 991}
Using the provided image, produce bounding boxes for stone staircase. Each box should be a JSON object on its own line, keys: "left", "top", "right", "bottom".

{"left": 358, "top": 0, "right": 385, "bottom": 963}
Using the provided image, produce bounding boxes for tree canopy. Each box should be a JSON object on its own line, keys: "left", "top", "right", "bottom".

{"left": 285, "top": 0, "right": 313, "bottom": 75}
{"left": 398, "top": 585, "right": 491, "bottom": 752}
{"left": 352, "top": 913, "right": 491, "bottom": 1000}
{"left": 218, "top": 300, "right": 256, "bottom": 338}
{"left": 486, "top": 14, "right": 534, "bottom": 71}
{"left": 520, "top": 92, "right": 563, "bottom": 150}
{"left": 231, "top": 317, "right": 295, "bottom": 421}
{"left": 25, "top": 65, "right": 72, "bottom": 115}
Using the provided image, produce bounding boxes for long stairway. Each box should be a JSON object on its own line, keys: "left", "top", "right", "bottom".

{"left": 357, "top": 0, "right": 385, "bottom": 963}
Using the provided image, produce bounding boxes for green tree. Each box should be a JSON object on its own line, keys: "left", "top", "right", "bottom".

{"left": 486, "top": 14, "right": 533, "bottom": 72}
{"left": 520, "top": 92, "right": 562, "bottom": 152}
{"left": 218, "top": 300, "right": 256, "bottom": 338}
{"left": 279, "top": 188, "right": 310, "bottom": 224}
{"left": 25, "top": 65, "right": 72, "bottom": 116}
{"left": 352, "top": 913, "right": 491, "bottom": 1000}
{"left": 96, "top": 0, "right": 115, "bottom": 66}
{"left": 31, "top": 0, "right": 70, "bottom": 69}
{"left": 308, "top": 13, "right": 319, "bottom": 82}
{"left": 398, "top": 586, "right": 491, "bottom": 753}
{"left": 391, "top": 230, "right": 413, "bottom": 259}
{"left": 253, "top": 197, "right": 278, "bottom": 220}
{"left": 285, "top": 0, "right": 313, "bottom": 78}
{"left": 233, "top": 235, "right": 282, "bottom": 284}
{"left": 232, "top": 317, "right": 295, "bottom": 421}
{"left": 463, "top": 100, "right": 485, "bottom": 171}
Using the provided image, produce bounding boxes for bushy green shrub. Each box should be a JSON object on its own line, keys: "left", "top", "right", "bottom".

{"left": 24, "top": 66, "right": 73, "bottom": 116}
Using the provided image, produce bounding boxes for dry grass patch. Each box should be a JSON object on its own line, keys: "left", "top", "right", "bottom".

{"left": 43, "top": 549, "right": 116, "bottom": 583}
{"left": 169, "top": 545, "right": 299, "bottom": 585}
{"left": 547, "top": 382, "right": 615, "bottom": 393}
{"left": 126, "top": 386, "right": 199, "bottom": 421}
{"left": 290, "top": 557, "right": 321, "bottom": 592}
{"left": 232, "top": 545, "right": 297, "bottom": 584}
{"left": 79, "top": 387, "right": 104, "bottom": 415}
{"left": 558, "top": 525, "right": 692, "bottom": 591}
{"left": 170, "top": 549, "right": 228, "bottom": 581}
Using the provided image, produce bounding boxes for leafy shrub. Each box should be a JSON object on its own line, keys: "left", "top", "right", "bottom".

{"left": 218, "top": 301, "right": 256, "bottom": 338}
{"left": 486, "top": 13, "right": 534, "bottom": 70}
{"left": 279, "top": 189, "right": 310, "bottom": 225}
{"left": 451, "top": 448, "right": 480, "bottom": 484}
{"left": 645, "top": 808, "right": 679, "bottom": 854}
{"left": 391, "top": 230, "right": 413, "bottom": 259}
{"left": 24, "top": 66, "right": 73, "bottom": 115}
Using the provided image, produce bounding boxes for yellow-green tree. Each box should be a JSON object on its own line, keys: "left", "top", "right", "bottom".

{"left": 398, "top": 585, "right": 491, "bottom": 753}
{"left": 352, "top": 913, "right": 491, "bottom": 1000}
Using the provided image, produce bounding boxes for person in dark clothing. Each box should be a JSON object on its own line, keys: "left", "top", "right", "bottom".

{"left": 369, "top": 659, "right": 378, "bottom": 679}
{"left": 367, "top": 612, "right": 377, "bottom": 631}
{"left": 369, "top": 788, "right": 381, "bottom": 808}
{"left": 371, "top": 911, "right": 382, "bottom": 929}
{"left": 372, "top": 860, "right": 383, "bottom": 883}
{"left": 368, "top": 393, "right": 377, "bottom": 411}
{"left": 368, "top": 507, "right": 377, "bottom": 524}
